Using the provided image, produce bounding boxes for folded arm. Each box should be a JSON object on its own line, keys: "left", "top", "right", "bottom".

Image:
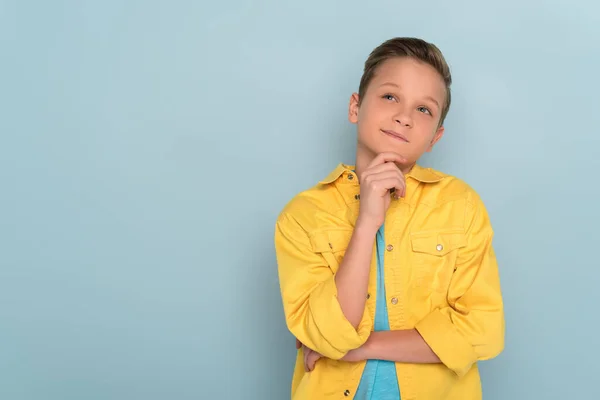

{"left": 275, "top": 213, "right": 377, "bottom": 359}
{"left": 344, "top": 196, "right": 505, "bottom": 375}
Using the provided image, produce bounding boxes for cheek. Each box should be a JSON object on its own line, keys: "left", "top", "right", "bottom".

{"left": 357, "top": 106, "right": 376, "bottom": 127}
{"left": 413, "top": 128, "right": 438, "bottom": 147}
{"left": 416, "top": 117, "right": 438, "bottom": 135}
{"left": 357, "top": 103, "right": 371, "bottom": 118}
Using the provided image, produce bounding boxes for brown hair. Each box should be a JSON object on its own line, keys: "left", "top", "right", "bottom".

{"left": 358, "top": 37, "right": 452, "bottom": 126}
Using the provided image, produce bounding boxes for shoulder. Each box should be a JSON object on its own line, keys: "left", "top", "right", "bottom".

{"left": 276, "top": 163, "right": 355, "bottom": 230}
{"left": 276, "top": 181, "right": 345, "bottom": 231}
{"left": 412, "top": 167, "right": 493, "bottom": 233}
{"left": 417, "top": 167, "right": 486, "bottom": 209}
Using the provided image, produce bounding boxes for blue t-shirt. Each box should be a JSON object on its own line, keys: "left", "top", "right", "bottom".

{"left": 354, "top": 224, "right": 401, "bottom": 400}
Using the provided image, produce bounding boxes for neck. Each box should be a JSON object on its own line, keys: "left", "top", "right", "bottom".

{"left": 355, "top": 145, "right": 415, "bottom": 180}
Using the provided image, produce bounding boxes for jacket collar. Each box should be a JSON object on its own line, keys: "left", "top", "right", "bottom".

{"left": 319, "top": 163, "right": 445, "bottom": 184}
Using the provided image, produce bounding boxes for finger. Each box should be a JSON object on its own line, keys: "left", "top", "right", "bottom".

{"left": 378, "top": 170, "right": 406, "bottom": 198}
{"left": 307, "top": 356, "right": 315, "bottom": 372}
{"left": 369, "top": 152, "right": 407, "bottom": 167}
{"left": 304, "top": 352, "right": 308, "bottom": 372}
{"left": 303, "top": 349, "right": 311, "bottom": 372}
{"left": 387, "top": 178, "right": 406, "bottom": 198}
{"left": 361, "top": 164, "right": 405, "bottom": 191}
{"left": 367, "top": 152, "right": 407, "bottom": 169}
{"left": 307, "top": 354, "right": 318, "bottom": 372}
{"left": 379, "top": 178, "right": 406, "bottom": 198}
{"left": 362, "top": 161, "right": 404, "bottom": 176}
{"left": 363, "top": 173, "right": 406, "bottom": 197}
{"left": 363, "top": 170, "right": 404, "bottom": 186}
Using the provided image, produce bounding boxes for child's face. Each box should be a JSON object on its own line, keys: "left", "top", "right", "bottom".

{"left": 349, "top": 57, "right": 447, "bottom": 165}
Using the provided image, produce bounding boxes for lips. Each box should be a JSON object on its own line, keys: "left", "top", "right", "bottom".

{"left": 381, "top": 129, "right": 409, "bottom": 143}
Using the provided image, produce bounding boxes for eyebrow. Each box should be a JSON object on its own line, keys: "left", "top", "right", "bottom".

{"left": 378, "top": 82, "right": 441, "bottom": 109}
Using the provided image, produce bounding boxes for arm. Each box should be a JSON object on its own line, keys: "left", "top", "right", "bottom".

{"left": 344, "top": 195, "right": 504, "bottom": 375}
{"left": 334, "top": 222, "right": 378, "bottom": 327}
{"left": 275, "top": 154, "right": 407, "bottom": 359}
{"left": 337, "top": 153, "right": 407, "bottom": 327}
{"left": 414, "top": 195, "right": 505, "bottom": 376}
{"left": 275, "top": 213, "right": 375, "bottom": 360}
{"left": 343, "top": 329, "right": 441, "bottom": 363}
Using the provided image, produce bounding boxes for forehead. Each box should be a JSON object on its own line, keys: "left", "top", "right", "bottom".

{"left": 368, "top": 57, "right": 446, "bottom": 101}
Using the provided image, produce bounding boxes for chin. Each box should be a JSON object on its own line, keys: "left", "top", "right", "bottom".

{"left": 377, "top": 144, "right": 410, "bottom": 155}
{"left": 358, "top": 138, "right": 409, "bottom": 158}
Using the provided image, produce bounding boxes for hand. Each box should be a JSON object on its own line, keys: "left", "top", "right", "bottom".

{"left": 296, "top": 339, "right": 323, "bottom": 372}
{"left": 303, "top": 346, "right": 323, "bottom": 372}
{"left": 357, "top": 152, "right": 407, "bottom": 230}
{"left": 341, "top": 347, "right": 366, "bottom": 363}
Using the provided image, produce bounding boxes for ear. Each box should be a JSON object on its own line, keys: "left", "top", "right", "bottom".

{"left": 348, "top": 93, "right": 360, "bottom": 124}
{"left": 426, "top": 125, "right": 445, "bottom": 152}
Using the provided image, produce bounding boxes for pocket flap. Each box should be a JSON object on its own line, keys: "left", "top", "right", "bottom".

{"left": 410, "top": 231, "right": 466, "bottom": 256}
{"left": 309, "top": 229, "right": 354, "bottom": 253}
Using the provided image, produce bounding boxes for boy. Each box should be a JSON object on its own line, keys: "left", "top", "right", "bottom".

{"left": 274, "top": 37, "right": 504, "bottom": 400}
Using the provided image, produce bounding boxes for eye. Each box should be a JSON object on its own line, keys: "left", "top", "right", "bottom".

{"left": 417, "top": 106, "right": 432, "bottom": 115}
{"left": 382, "top": 94, "right": 397, "bottom": 102}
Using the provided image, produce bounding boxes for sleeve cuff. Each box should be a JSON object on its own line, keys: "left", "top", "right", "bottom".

{"left": 308, "top": 275, "right": 372, "bottom": 359}
{"left": 415, "top": 308, "right": 477, "bottom": 377}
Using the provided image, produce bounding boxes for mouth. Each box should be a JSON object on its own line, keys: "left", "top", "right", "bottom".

{"left": 381, "top": 129, "right": 409, "bottom": 143}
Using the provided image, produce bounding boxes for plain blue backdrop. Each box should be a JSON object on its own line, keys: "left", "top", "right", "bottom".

{"left": 2, "top": 1, "right": 599, "bottom": 399}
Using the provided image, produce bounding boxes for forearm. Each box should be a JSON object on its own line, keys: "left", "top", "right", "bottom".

{"left": 334, "top": 223, "right": 377, "bottom": 328}
{"left": 345, "top": 329, "right": 441, "bottom": 364}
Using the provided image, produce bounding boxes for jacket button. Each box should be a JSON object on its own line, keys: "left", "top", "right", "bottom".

{"left": 366, "top": 293, "right": 370, "bottom": 299}
{"left": 344, "top": 390, "right": 350, "bottom": 396}
{"left": 436, "top": 244, "right": 444, "bottom": 251}
{"left": 391, "top": 297, "right": 398, "bottom": 305}
{"left": 386, "top": 244, "right": 394, "bottom": 251}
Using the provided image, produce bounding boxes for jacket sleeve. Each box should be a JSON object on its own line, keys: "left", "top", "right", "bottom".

{"left": 415, "top": 196, "right": 505, "bottom": 377}
{"left": 274, "top": 213, "right": 373, "bottom": 359}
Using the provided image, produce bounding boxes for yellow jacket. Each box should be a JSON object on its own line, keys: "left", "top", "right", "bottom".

{"left": 274, "top": 163, "right": 505, "bottom": 400}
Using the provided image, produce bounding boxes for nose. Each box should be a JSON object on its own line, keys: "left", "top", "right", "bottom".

{"left": 393, "top": 107, "right": 413, "bottom": 127}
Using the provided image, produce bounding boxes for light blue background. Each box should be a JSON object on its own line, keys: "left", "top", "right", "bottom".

{"left": 2, "top": 1, "right": 599, "bottom": 399}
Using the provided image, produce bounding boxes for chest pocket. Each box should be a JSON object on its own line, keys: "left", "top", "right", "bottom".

{"left": 410, "top": 230, "right": 467, "bottom": 291}
{"left": 309, "top": 229, "right": 354, "bottom": 273}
